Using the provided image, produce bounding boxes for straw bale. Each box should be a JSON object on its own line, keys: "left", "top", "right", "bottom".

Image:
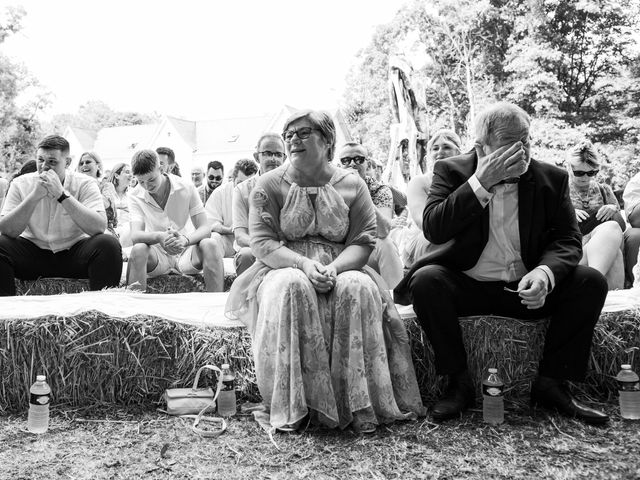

{"left": 405, "top": 310, "right": 640, "bottom": 403}
{"left": 0, "top": 312, "right": 256, "bottom": 413}
{"left": 15, "top": 272, "right": 237, "bottom": 296}
{"left": 1, "top": 305, "right": 637, "bottom": 413}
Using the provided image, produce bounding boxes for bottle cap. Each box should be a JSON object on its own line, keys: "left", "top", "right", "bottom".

{"left": 221, "top": 363, "right": 230, "bottom": 369}
{"left": 488, "top": 368, "right": 497, "bottom": 374}
{"left": 621, "top": 364, "right": 631, "bottom": 370}
{"left": 36, "top": 375, "right": 46, "bottom": 382}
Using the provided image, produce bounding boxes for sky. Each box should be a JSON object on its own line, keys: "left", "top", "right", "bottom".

{"left": 2, "top": 0, "right": 406, "bottom": 120}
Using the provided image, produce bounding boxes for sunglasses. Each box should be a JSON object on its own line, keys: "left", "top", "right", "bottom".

{"left": 282, "top": 127, "right": 320, "bottom": 143}
{"left": 340, "top": 156, "right": 366, "bottom": 166}
{"left": 572, "top": 169, "right": 599, "bottom": 177}
{"left": 259, "top": 151, "right": 285, "bottom": 159}
{"left": 208, "top": 175, "right": 223, "bottom": 181}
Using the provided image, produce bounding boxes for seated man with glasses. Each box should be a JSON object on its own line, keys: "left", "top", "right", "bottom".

{"left": 567, "top": 141, "right": 625, "bottom": 288}
{"left": 205, "top": 158, "right": 259, "bottom": 284}
{"left": 126, "top": 149, "right": 221, "bottom": 291}
{"left": 338, "top": 142, "right": 404, "bottom": 289}
{"left": 198, "top": 161, "right": 224, "bottom": 205}
{"left": 232, "top": 133, "right": 286, "bottom": 276}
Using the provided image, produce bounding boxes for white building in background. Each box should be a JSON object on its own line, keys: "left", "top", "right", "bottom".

{"left": 63, "top": 106, "right": 353, "bottom": 176}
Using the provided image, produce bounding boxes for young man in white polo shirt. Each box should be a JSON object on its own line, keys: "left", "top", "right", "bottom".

{"left": 0, "top": 135, "right": 122, "bottom": 295}
{"left": 126, "top": 149, "right": 221, "bottom": 291}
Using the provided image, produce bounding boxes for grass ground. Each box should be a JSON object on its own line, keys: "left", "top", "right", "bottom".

{"left": 1, "top": 401, "right": 639, "bottom": 480}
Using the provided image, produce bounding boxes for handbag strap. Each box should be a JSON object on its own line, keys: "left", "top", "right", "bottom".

{"left": 190, "top": 364, "right": 227, "bottom": 438}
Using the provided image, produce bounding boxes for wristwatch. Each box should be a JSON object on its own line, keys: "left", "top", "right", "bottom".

{"left": 57, "top": 190, "right": 71, "bottom": 203}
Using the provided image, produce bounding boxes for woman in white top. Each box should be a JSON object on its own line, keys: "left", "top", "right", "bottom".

{"left": 403, "top": 129, "right": 462, "bottom": 267}
{"left": 78, "top": 152, "right": 118, "bottom": 237}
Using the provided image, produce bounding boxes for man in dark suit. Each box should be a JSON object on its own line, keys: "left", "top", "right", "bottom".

{"left": 394, "top": 102, "right": 609, "bottom": 424}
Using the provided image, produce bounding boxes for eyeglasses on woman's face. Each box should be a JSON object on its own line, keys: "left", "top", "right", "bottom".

{"left": 572, "top": 168, "right": 599, "bottom": 177}
{"left": 259, "top": 151, "right": 285, "bottom": 159}
{"left": 282, "top": 127, "right": 320, "bottom": 143}
{"left": 340, "top": 156, "right": 366, "bottom": 166}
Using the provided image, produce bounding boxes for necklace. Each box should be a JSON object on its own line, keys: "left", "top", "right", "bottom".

{"left": 574, "top": 183, "right": 592, "bottom": 209}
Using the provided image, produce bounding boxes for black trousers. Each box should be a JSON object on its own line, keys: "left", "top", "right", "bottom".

{"left": 0, "top": 234, "right": 122, "bottom": 296}
{"left": 408, "top": 264, "right": 608, "bottom": 382}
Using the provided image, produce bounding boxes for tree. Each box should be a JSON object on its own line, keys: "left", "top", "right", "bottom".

{"left": 0, "top": 5, "right": 46, "bottom": 171}
{"left": 49, "top": 100, "right": 159, "bottom": 133}
{"left": 504, "top": 0, "right": 638, "bottom": 121}
{"left": 342, "top": 0, "right": 518, "bottom": 156}
{"left": 342, "top": 22, "right": 400, "bottom": 162}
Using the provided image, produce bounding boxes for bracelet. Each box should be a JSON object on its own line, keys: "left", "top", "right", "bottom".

{"left": 182, "top": 234, "right": 190, "bottom": 246}
{"left": 293, "top": 255, "right": 303, "bottom": 270}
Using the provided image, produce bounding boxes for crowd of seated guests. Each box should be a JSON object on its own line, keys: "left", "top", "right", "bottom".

{"left": 0, "top": 105, "right": 634, "bottom": 433}
{"left": 2, "top": 122, "right": 640, "bottom": 298}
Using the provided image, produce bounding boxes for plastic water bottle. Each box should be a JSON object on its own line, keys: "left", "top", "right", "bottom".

{"left": 616, "top": 364, "right": 640, "bottom": 420}
{"left": 483, "top": 368, "right": 504, "bottom": 425}
{"left": 27, "top": 375, "right": 51, "bottom": 434}
{"left": 217, "top": 364, "right": 236, "bottom": 417}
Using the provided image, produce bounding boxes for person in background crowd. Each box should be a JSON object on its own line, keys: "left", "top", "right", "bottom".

{"left": 0, "top": 177, "right": 8, "bottom": 212}
{"left": 191, "top": 166, "right": 204, "bottom": 188}
{"left": 199, "top": 160, "right": 224, "bottom": 205}
{"left": 338, "top": 142, "right": 404, "bottom": 289}
{"left": 126, "top": 149, "right": 219, "bottom": 292}
{"left": 108, "top": 163, "right": 133, "bottom": 247}
{"left": 77, "top": 152, "right": 119, "bottom": 237}
{"left": 395, "top": 102, "right": 609, "bottom": 425}
{"left": 205, "top": 158, "right": 258, "bottom": 282}
{"left": 232, "top": 133, "right": 286, "bottom": 275}
{"left": 403, "top": 129, "right": 462, "bottom": 268}
{"left": 156, "top": 147, "right": 181, "bottom": 177}
{"left": 567, "top": 141, "right": 624, "bottom": 289}
{"left": 622, "top": 171, "right": 640, "bottom": 287}
{"left": 10, "top": 160, "right": 37, "bottom": 182}
{"left": 0, "top": 135, "right": 122, "bottom": 295}
{"left": 226, "top": 110, "right": 424, "bottom": 433}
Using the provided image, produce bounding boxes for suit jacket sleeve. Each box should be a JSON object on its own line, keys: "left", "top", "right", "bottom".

{"left": 535, "top": 170, "right": 582, "bottom": 284}
{"left": 422, "top": 158, "right": 486, "bottom": 244}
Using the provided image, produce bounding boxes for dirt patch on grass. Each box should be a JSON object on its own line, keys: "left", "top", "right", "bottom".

{"left": 1, "top": 403, "right": 639, "bottom": 479}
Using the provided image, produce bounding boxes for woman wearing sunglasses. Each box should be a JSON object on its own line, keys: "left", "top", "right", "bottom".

{"left": 226, "top": 110, "right": 424, "bottom": 434}
{"left": 403, "top": 129, "right": 462, "bottom": 267}
{"left": 567, "top": 141, "right": 624, "bottom": 288}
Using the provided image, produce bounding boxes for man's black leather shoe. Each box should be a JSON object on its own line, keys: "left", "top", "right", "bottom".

{"left": 530, "top": 377, "right": 609, "bottom": 425}
{"left": 431, "top": 374, "right": 475, "bottom": 421}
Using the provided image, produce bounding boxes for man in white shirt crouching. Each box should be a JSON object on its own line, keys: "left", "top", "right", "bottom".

{"left": 126, "top": 149, "right": 221, "bottom": 291}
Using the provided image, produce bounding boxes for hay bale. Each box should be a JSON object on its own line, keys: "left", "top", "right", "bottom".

{"left": 16, "top": 278, "right": 91, "bottom": 295}
{"left": 15, "top": 272, "right": 237, "bottom": 296}
{"left": 0, "top": 312, "right": 257, "bottom": 413}
{"left": 405, "top": 309, "right": 640, "bottom": 403}
{"left": 406, "top": 316, "right": 547, "bottom": 404}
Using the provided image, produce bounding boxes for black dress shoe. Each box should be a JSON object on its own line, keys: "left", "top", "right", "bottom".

{"left": 530, "top": 378, "right": 609, "bottom": 425}
{"left": 432, "top": 375, "right": 475, "bottom": 421}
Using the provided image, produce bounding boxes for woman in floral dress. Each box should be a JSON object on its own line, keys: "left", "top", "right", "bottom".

{"left": 226, "top": 110, "right": 424, "bottom": 433}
